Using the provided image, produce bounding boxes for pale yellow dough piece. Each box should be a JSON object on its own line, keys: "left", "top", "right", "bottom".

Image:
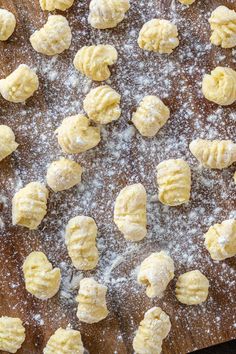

{"left": 0, "top": 64, "right": 39, "bottom": 103}
{"left": 46, "top": 158, "right": 83, "bottom": 192}
{"left": 23, "top": 251, "right": 61, "bottom": 300}
{"left": 40, "top": 0, "right": 75, "bottom": 11}
{"left": 234, "top": 172, "right": 236, "bottom": 184}
{"left": 209, "top": 6, "right": 236, "bottom": 49}
{"left": 204, "top": 219, "right": 236, "bottom": 260}
{"left": 88, "top": 0, "right": 130, "bottom": 29}
{"left": 202, "top": 66, "right": 236, "bottom": 106}
{"left": 132, "top": 95, "right": 170, "bottom": 137}
{"left": 179, "top": 0, "right": 196, "bottom": 5}
{"left": 114, "top": 183, "right": 147, "bottom": 242}
{"left": 137, "top": 251, "right": 175, "bottom": 298}
{"left": 133, "top": 307, "right": 171, "bottom": 354}
{"left": 176, "top": 270, "right": 209, "bottom": 305}
{"left": 30, "top": 15, "right": 72, "bottom": 56}
{"left": 83, "top": 85, "right": 121, "bottom": 124}
{"left": 12, "top": 182, "right": 48, "bottom": 230}
{"left": 189, "top": 139, "right": 236, "bottom": 169}
{"left": 43, "top": 328, "right": 84, "bottom": 354}
{"left": 76, "top": 278, "right": 109, "bottom": 323}
{"left": 73, "top": 45, "right": 118, "bottom": 81}
{"left": 156, "top": 159, "right": 191, "bottom": 206}
{"left": 138, "top": 19, "right": 179, "bottom": 54}
{"left": 0, "top": 316, "right": 25, "bottom": 353}
{"left": 56, "top": 114, "right": 100, "bottom": 154}
{"left": 0, "top": 125, "right": 18, "bottom": 161}
{"left": 0, "top": 8, "right": 16, "bottom": 41}
{"left": 65, "top": 215, "right": 99, "bottom": 270}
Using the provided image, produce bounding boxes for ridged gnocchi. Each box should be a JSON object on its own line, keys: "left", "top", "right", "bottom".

{"left": 175, "top": 270, "right": 209, "bottom": 305}
{"left": 0, "top": 316, "right": 25, "bottom": 353}
{"left": 40, "top": 0, "right": 75, "bottom": 11}
{"left": 209, "top": 6, "right": 236, "bottom": 49}
{"left": 204, "top": 219, "right": 236, "bottom": 261}
{"left": 156, "top": 159, "right": 191, "bottom": 206}
{"left": 138, "top": 251, "right": 175, "bottom": 298}
{"left": 132, "top": 95, "right": 170, "bottom": 137}
{"left": 88, "top": 0, "right": 130, "bottom": 29}
{"left": 138, "top": 19, "right": 179, "bottom": 54}
{"left": 12, "top": 182, "right": 48, "bottom": 230}
{"left": 65, "top": 216, "right": 99, "bottom": 270}
{"left": 23, "top": 251, "right": 61, "bottom": 300}
{"left": 73, "top": 45, "right": 118, "bottom": 81}
{"left": 0, "top": 8, "right": 16, "bottom": 41}
{"left": 114, "top": 183, "right": 147, "bottom": 242}
{"left": 83, "top": 85, "right": 121, "bottom": 124}
{"left": 30, "top": 15, "right": 72, "bottom": 56}
{"left": 133, "top": 307, "right": 171, "bottom": 354}
{"left": 0, "top": 125, "right": 18, "bottom": 162}
{"left": 179, "top": 0, "right": 196, "bottom": 4}
{"left": 202, "top": 66, "right": 236, "bottom": 106}
{"left": 0, "top": 64, "right": 39, "bottom": 103}
{"left": 44, "top": 328, "right": 84, "bottom": 354}
{"left": 76, "top": 278, "right": 109, "bottom": 323}
{"left": 56, "top": 114, "right": 101, "bottom": 154}
{"left": 46, "top": 158, "right": 83, "bottom": 192}
{"left": 189, "top": 139, "right": 236, "bottom": 169}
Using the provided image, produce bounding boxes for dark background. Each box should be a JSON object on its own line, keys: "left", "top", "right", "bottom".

{"left": 194, "top": 340, "right": 236, "bottom": 354}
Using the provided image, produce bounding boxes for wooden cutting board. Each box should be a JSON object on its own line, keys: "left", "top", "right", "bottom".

{"left": 0, "top": 0, "right": 235, "bottom": 353}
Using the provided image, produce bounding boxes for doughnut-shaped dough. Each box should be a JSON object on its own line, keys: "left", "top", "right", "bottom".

{"left": 114, "top": 183, "right": 147, "bottom": 242}
{"left": 46, "top": 158, "right": 83, "bottom": 192}
{"left": 40, "top": 0, "right": 75, "bottom": 11}
{"left": 73, "top": 45, "right": 118, "bottom": 81}
{"left": 189, "top": 139, "right": 236, "bottom": 169}
{"left": 0, "top": 317, "right": 25, "bottom": 353}
{"left": 56, "top": 114, "right": 101, "bottom": 154}
{"left": 30, "top": 15, "right": 72, "bottom": 56}
{"left": 132, "top": 95, "right": 170, "bottom": 137}
{"left": 0, "top": 9, "right": 16, "bottom": 41}
{"left": 88, "top": 0, "right": 130, "bottom": 29}
{"left": 65, "top": 216, "right": 99, "bottom": 270}
{"left": 204, "top": 219, "right": 236, "bottom": 260}
{"left": 175, "top": 270, "right": 209, "bottom": 305}
{"left": 76, "top": 278, "right": 109, "bottom": 323}
{"left": 83, "top": 85, "right": 121, "bottom": 124}
{"left": 0, "top": 64, "right": 39, "bottom": 103}
{"left": 133, "top": 307, "right": 171, "bottom": 354}
{"left": 44, "top": 328, "right": 84, "bottom": 354}
{"left": 0, "top": 125, "right": 18, "bottom": 161}
{"left": 138, "top": 19, "right": 179, "bottom": 54}
{"left": 156, "top": 159, "right": 191, "bottom": 206}
{"left": 209, "top": 6, "right": 236, "bottom": 49}
{"left": 12, "top": 182, "right": 48, "bottom": 230}
{"left": 179, "top": 0, "right": 196, "bottom": 5}
{"left": 138, "top": 251, "right": 175, "bottom": 298}
{"left": 23, "top": 251, "right": 61, "bottom": 300}
{"left": 202, "top": 66, "right": 236, "bottom": 106}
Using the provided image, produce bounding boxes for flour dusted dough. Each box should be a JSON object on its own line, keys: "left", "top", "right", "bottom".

{"left": 30, "top": 15, "right": 72, "bottom": 56}
{"left": 23, "top": 251, "right": 61, "bottom": 300}
{"left": 83, "top": 85, "right": 121, "bottom": 124}
{"left": 179, "top": 0, "right": 196, "bottom": 5}
{"left": 0, "top": 64, "right": 39, "bottom": 103}
{"left": 0, "top": 8, "right": 16, "bottom": 41}
{"left": 0, "top": 125, "right": 18, "bottom": 161}
{"left": 40, "top": 0, "right": 75, "bottom": 11}
{"left": 138, "top": 251, "right": 175, "bottom": 298}
{"left": 0, "top": 316, "right": 25, "bottom": 353}
{"left": 44, "top": 328, "right": 84, "bottom": 354}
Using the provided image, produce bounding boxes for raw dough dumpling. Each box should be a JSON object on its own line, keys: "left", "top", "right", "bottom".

{"left": 88, "top": 0, "right": 130, "bottom": 29}
{"left": 0, "top": 316, "right": 25, "bottom": 353}
{"left": 73, "top": 45, "right": 118, "bottom": 81}
{"left": 234, "top": 172, "right": 236, "bottom": 184}
{"left": 76, "top": 278, "right": 109, "bottom": 323}
{"left": 40, "top": 0, "right": 75, "bottom": 11}
{"left": 179, "top": 0, "right": 196, "bottom": 5}
{"left": 133, "top": 307, "right": 171, "bottom": 354}
{"left": 0, "top": 8, "right": 16, "bottom": 41}
{"left": 204, "top": 219, "right": 236, "bottom": 260}
{"left": 12, "top": 182, "right": 48, "bottom": 230}
{"left": 138, "top": 19, "right": 179, "bottom": 54}
{"left": 175, "top": 270, "right": 209, "bottom": 305}
{"left": 44, "top": 328, "right": 84, "bottom": 354}
{"left": 0, "top": 125, "right": 18, "bottom": 161}
{"left": 30, "top": 15, "right": 72, "bottom": 56}
{"left": 83, "top": 85, "right": 121, "bottom": 124}
{"left": 0, "top": 64, "right": 39, "bottom": 103}
{"left": 114, "top": 183, "right": 147, "bottom": 242}
{"left": 46, "top": 158, "right": 83, "bottom": 192}
{"left": 23, "top": 251, "right": 61, "bottom": 300}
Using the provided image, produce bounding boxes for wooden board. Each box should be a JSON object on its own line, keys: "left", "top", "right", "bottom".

{"left": 0, "top": 0, "right": 236, "bottom": 353}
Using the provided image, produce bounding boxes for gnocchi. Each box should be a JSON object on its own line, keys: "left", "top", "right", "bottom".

{"left": 40, "top": 0, "right": 75, "bottom": 11}
{"left": 0, "top": 125, "right": 18, "bottom": 162}
{"left": 0, "top": 8, "right": 16, "bottom": 41}
{"left": 44, "top": 328, "right": 84, "bottom": 354}
{"left": 0, "top": 316, "right": 25, "bottom": 353}
{"left": 179, "top": 0, "right": 196, "bottom": 4}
